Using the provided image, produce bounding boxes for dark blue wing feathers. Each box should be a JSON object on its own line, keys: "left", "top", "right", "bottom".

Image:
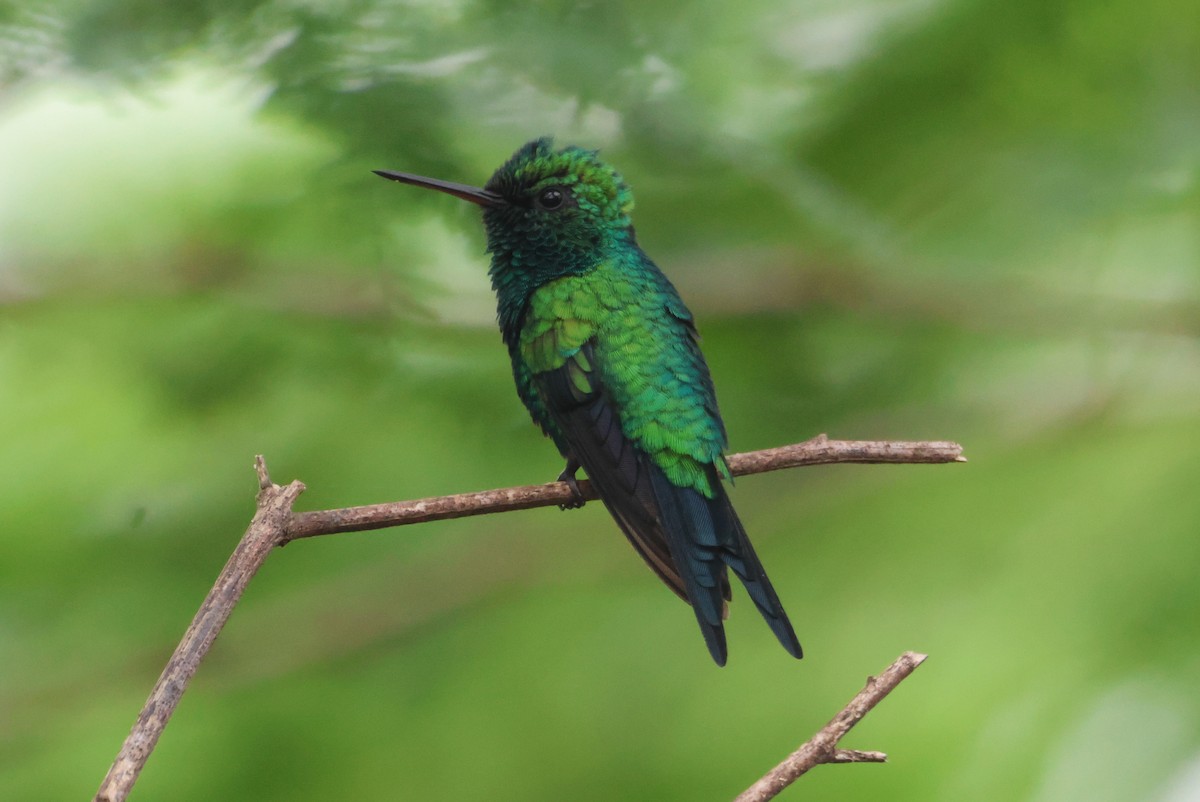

{"left": 535, "top": 341, "right": 802, "bottom": 665}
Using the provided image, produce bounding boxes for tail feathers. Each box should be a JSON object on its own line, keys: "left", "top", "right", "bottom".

{"left": 650, "top": 467, "right": 729, "bottom": 665}
{"left": 711, "top": 493, "right": 804, "bottom": 660}
{"left": 649, "top": 465, "right": 802, "bottom": 664}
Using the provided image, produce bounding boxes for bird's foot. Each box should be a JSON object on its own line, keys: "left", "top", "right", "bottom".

{"left": 557, "top": 459, "right": 586, "bottom": 510}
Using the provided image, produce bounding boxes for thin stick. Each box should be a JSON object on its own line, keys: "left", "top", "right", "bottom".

{"left": 287, "top": 434, "right": 965, "bottom": 540}
{"left": 94, "top": 437, "right": 960, "bottom": 802}
{"left": 94, "top": 460, "right": 306, "bottom": 802}
{"left": 734, "top": 651, "right": 929, "bottom": 802}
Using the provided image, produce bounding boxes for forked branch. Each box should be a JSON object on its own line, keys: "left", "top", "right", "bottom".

{"left": 735, "top": 651, "right": 928, "bottom": 801}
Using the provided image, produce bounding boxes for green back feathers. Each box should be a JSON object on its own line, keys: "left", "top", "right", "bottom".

{"left": 517, "top": 262, "right": 729, "bottom": 498}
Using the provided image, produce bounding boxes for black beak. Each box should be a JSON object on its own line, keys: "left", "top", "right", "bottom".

{"left": 373, "top": 170, "right": 505, "bottom": 208}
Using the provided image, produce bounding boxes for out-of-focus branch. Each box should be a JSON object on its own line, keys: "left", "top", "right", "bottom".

{"left": 734, "top": 651, "right": 929, "bottom": 802}
{"left": 94, "top": 436, "right": 961, "bottom": 802}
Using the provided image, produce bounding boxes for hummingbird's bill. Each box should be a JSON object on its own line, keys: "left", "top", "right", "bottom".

{"left": 373, "top": 170, "right": 504, "bottom": 207}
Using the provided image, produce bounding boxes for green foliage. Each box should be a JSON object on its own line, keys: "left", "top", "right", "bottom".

{"left": 1, "top": 0, "right": 1198, "bottom": 799}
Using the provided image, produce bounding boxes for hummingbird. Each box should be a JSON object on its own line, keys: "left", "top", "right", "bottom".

{"left": 375, "top": 138, "right": 802, "bottom": 665}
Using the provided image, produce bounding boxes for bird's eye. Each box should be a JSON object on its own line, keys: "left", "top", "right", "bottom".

{"left": 537, "top": 187, "right": 565, "bottom": 210}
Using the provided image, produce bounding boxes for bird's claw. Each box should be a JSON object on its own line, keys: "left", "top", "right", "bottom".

{"left": 557, "top": 464, "right": 586, "bottom": 510}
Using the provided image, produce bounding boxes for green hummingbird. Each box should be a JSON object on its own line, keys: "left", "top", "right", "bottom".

{"left": 375, "top": 138, "right": 802, "bottom": 665}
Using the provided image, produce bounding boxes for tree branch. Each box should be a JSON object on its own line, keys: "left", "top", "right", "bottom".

{"left": 734, "top": 651, "right": 929, "bottom": 802}
{"left": 94, "top": 436, "right": 960, "bottom": 802}
{"left": 94, "top": 458, "right": 305, "bottom": 802}
{"left": 286, "top": 434, "right": 965, "bottom": 540}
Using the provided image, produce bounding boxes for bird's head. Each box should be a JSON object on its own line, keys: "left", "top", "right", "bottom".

{"left": 480, "top": 137, "right": 634, "bottom": 253}
{"left": 376, "top": 137, "right": 635, "bottom": 283}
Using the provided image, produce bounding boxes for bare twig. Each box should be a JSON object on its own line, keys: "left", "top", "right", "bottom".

{"left": 94, "top": 437, "right": 960, "bottom": 802}
{"left": 734, "top": 651, "right": 929, "bottom": 802}
{"left": 93, "top": 461, "right": 306, "bottom": 802}
{"left": 286, "top": 434, "right": 964, "bottom": 540}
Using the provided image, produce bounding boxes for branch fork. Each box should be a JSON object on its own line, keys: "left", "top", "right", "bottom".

{"left": 735, "top": 651, "right": 928, "bottom": 801}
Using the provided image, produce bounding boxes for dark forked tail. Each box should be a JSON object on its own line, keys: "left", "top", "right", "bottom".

{"left": 648, "top": 465, "right": 803, "bottom": 666}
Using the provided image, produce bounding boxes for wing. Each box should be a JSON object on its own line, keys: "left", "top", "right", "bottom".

{"left": 508, "top": 341, "right": 573, "bottom": 457}
{"left": 535, "top": 341, "right": 734, "bottom": 664}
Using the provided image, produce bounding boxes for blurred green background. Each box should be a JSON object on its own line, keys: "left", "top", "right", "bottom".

{"left": 2, "top": 0, "right": 1199, "bottom": 799}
